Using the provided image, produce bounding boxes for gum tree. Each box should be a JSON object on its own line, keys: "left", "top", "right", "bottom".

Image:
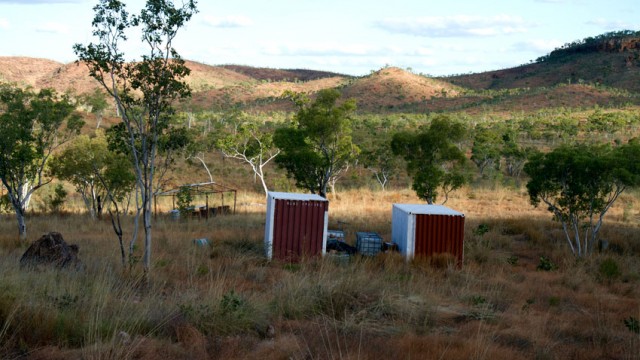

{"left": 216, "top": 120, "right": 280, "bottom": 195}
{"left": 74, "top": 0, "right": 197, "bottom": 272}
{"left": 391, "top": 115, "right": 467, "bottom": 204}
{"left": 525, "top": 141, "right": 640, "bottom": 257}
{"left": 0, "top": 85, "right": 83, "bottom": 240}
{"left": 274, "top": 89, "right": 359, "bottom": 198}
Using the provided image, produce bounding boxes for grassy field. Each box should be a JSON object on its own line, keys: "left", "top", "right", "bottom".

{"left": 0, "top": 187, "right": 639, "bottom": 359}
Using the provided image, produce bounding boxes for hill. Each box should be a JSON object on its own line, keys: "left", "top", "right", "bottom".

{"left": 0, "top": 57, "right": 62, "bottom": 88}
{"left": 187, "top": 67, "right": 459, "bottom": 113}
{"left": 443, "top": 31, "right": 640, "bottom": 93}
{"left": 219, "top": 65, "right": 349, "bottom": 82}
{"left": 3, "top": 31, "right": 640, "bottom": 113}
{"left": 340, "top": 67, "right": 460, "bottom": 111}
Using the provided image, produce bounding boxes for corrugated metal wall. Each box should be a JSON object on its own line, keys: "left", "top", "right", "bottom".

{"left": 414, "top": 214, "right": 465, "bottom": 263}
{"left": 272, "top": 199, "right": 328, "bottom": 261}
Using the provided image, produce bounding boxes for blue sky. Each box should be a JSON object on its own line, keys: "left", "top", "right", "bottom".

{"left": 0, "top": 0, "right": 638, "bottom": 76}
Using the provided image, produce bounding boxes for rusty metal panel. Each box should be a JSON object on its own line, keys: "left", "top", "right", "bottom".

{"left": 392, "top": 203, "right": 465, "bottom": 264}
{"left": 415, "top": 214, "right": 465, "bottom": 264}
{"left": 268, "top": 195, "right": 328, "bottom": 262}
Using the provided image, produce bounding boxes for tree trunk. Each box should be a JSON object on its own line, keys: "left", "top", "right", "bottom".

{"left": 143, "top": 202, "right": 152, "bottom": 273}
{"left": 16, "top": 208, "right": 27, "bottom": 241}
{"left": 7, "top": 191, "right": 27, "bottom": 241}
{"left": 258, "top": 167, "right": 269, "bottom": 196}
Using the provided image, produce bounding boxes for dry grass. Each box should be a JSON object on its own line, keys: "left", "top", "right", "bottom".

{"left": 0, "top": 187, "right": 638, "bottom": 359}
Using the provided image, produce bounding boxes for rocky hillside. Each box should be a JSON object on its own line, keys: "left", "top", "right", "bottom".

{"left": 219, "top": 65, "right": 348, "bottom": 82}
{"left": 444, "top": 31, "right": 640, "bottom": 93}
{"left": 2, "top": 31, "right": 640, "bottom": 114}
{"left": 340, "top": 67, "right": 460, "bottom": 111}
{"left": 0, "top": 57, "right": 62, "bottom": 88}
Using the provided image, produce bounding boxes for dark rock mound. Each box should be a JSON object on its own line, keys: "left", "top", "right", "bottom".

{"left": 20, "top": 232, "right": 82, "bottom": 270}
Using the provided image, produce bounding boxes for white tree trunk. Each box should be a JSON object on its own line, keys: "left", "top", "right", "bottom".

{"left": 15, "top": 207, "right": 27, "bottom": 241}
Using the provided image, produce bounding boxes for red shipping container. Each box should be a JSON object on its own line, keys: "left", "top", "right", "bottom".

{"left": 392, "top": 204, "right": 465, "bottom": 264}
{"left": 264, "top": 192, "right": 329, "bottom": 261}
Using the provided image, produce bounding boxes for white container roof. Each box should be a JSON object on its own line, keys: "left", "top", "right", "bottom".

{"left": 393, "top": 203, "right": 464, "bottom": 216}
{"left": 267, "top": 191, "right": 327, "bottom": 202}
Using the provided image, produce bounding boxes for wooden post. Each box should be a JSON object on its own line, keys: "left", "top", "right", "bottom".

{"left": 233, "top": 190, "right": 237, "bottom": 215}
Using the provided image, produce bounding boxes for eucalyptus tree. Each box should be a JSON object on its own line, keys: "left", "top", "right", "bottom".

{"left": 216, "top": 119, "right": 280, "bottom": 195}
{"left": 74, "top": 0, "right": 198, "bottom": 272}
{"left": 50, "top": 131, "right": 134, "bottom": 221}
{"left": 392, "top": 115, "right": 467, "bottom": 204}
{"left": 274, "top": 89, "right": 359, "bottom": 198}
{"left": 525, "top": 141, "right": 640, "bottom": 257}
{"left": 470, "top": 125, "right": 502, "bottom": 176}
{"left": 82, "top": 88, "right": 109, "bottom": 128}
{"left": 0, "top": 84, "right": 83, "bottom": 240}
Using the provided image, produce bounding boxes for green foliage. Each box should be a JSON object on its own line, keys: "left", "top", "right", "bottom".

{"left": 474, "top": 224, "right": 490, "bottom": 236}
{"left": 179, "top": 291, "right": 267, "bottom": 336}
{"left": 355, "top": 117, "right": 405, "bottom": 191}
{"left": 274, "top": 89, "right": 359, "bottom": 198}
{"left": 81, "top": 88, "right": 109, "bottom": 127}
{"left": 75, "top": 0, "right": 198, "bottom": 271}
{"left": 536, "top": 30, "right": 640, "bottom": 63}
{"left": 391, "top": 115, "right": 467, "bottom": 204}
{"left": 624, "top": 316, "right": 640, "bottom": 334}
{"left": 470, "top": 295, "right": 487, "bottom": 306}
{"left": 471, "top": 126, "right": 502, "bottom": 176}
{"left": 598, "top": 258, "right": 621, "bottom": 281}
{"left": 44, "top": 184, "right": 68, "bottom": 214}
{"left": 537, "top": 256, "right": 556, "bottom": 271}
{"left": 216, "top": 118, "right": 281, "bottom": 194}
{"left": 525, "top": 141, "right": 640, "bottom": 256}
{"left": 0, "top": 84, "right": 83, "bottom": 239}
{"left": 0, "top": 195, "right": 12, "bottom": 215}
{"left": 51, "top": 131, "right": 134, "bottom": 219}
{"left": 176, "top": 186, "right": 193, "bottom": 217}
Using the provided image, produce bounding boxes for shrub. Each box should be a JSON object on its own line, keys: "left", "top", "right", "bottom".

{"left": 598, "top": 258, "right": 621, "bottom": 281}
{"left": 537, "top": 256, "right": 556, "bottom": 271}
{"left": 623, "top": 317, "right": 640, "bottom": 334}
{"left": 176, "top": 186, "right": 193, "bottom": 217}
{"left": 474, "top": 223, "right": 490, "bottom": 236}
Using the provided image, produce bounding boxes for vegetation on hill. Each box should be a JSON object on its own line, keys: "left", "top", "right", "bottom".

{"left": 535, "top": 30, "right": 640, "bottom": 63}
{"left": 444, "top": 30, "right": 640, "bottom": 93}
{"left": 220, "top": 64, "right": 349, "bottom": 82}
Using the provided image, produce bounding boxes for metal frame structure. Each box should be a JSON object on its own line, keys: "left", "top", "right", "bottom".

{"left": 154, "top": 181, "right": 237, "bottom": 219}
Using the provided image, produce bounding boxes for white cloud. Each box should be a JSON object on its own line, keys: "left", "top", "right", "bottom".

{"left": 35, "top": 22, "right": 70, "bottom": 34}
{"left": 259, "top": 43, "right": 441, "bottom": 58}
{"left": 261, "top": 43, "right": 392, "bottom": 57}
{"left": 586, "top": 18, "right": 638, "bottom": 31}
{"left": 512, "top": 39, "right": 564, "bottom": 53}
{"left": 202, "top": 15, "right": 252, "bottom": 28}
{"left": 375, "top": 15, "right": 530, "bottom": 37}
{"left": 0, "top": 18, "right": 9, "bottom": 29}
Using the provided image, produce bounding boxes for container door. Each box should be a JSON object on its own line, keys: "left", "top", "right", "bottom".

{"left": 272, "top": 199, "right": 328, "bottom": 261}
{"left": 415, "top": 214, "right": 465, "bottom": 264}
